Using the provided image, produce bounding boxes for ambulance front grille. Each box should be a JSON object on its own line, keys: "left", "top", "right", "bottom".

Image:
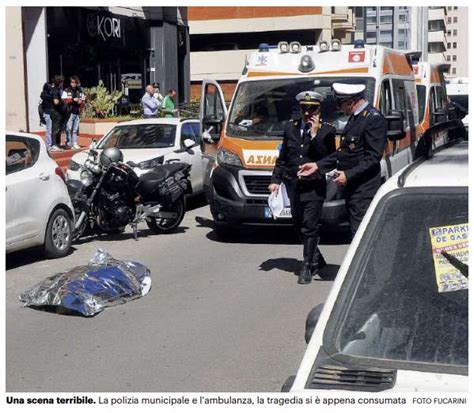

{"left": 242, "top": 175, "right": 272, "bottom": 195}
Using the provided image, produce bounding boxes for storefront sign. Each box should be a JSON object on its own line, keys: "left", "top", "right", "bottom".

{"left": 87, "top": 13, "right": 121, "bottom": 41}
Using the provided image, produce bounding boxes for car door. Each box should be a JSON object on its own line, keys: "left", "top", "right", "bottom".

{"left": 179, "top": 121, "right": 204, "bottom": 193}
{"left": 6, "top": 135, "right": 52, "bottom": 247}
{"left": 199, "top": 79, "right": 228, "bottom": 197}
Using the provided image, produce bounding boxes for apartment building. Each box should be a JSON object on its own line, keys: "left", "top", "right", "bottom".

{"left": 445, "top": 6, "right": 468, "bottom": 78}
{"left": 188, "top": 7, "right": 355, "bottom": 100}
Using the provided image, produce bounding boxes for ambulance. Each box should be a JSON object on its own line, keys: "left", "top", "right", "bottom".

{"left": 412, "top": 60, "right": 452, "bottom": 136}
{"left": 200, "top": 40, "right": 420, "bottom": 234}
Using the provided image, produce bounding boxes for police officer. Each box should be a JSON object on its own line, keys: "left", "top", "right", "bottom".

{"left": 298, "top": 83, "right": 387, "bottom": 238}
{"left": 269, "top": 91, "right": 336, "bottom": 284}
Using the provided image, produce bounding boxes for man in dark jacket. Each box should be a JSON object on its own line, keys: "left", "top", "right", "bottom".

{"left": 298, "top": 83, "right": 387, "bottom": 238}
{"left": 40, "top": 80, "right": 54, "bottom": 149}
{"left": 269, "top": 91, "right": 336, "bottom": 284}
{"left": 49, "top": 75, "right": 65, "bottom": 150}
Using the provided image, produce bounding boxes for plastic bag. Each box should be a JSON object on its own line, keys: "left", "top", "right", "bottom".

{"left": 267, "top": 183, "right": 291, "bottom": 219}
{"left": 19, "top": 249, "right": 151, "bottom": 317}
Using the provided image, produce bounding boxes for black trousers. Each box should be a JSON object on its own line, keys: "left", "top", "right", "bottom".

{"left": 344, "top": 173, "right": 381, "bottom": 238}
{"left": 288, "top": 192, "right": 324, "bottom": 239}
{"left": 50, "top": 110, "right": 63, "bottom": 146}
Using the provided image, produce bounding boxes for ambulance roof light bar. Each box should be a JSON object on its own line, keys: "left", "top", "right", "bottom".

{"left": 318, "top": 40, "right": 329, "bottom": 52}
{"left": 331, "top": 39, "right": 341, "bottom": 51}
{"left": 290, "top": 41, "right": 302, "bottom": 53}
{"left": 278, "top": 41, "right": 290, "bottom": 54}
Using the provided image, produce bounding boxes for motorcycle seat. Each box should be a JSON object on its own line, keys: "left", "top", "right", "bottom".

{"left": 136, "top": 163, "right": 188, "bottom": 196}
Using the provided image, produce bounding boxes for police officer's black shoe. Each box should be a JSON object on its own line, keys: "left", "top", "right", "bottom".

{"left": 298, "top": 263, "right": 313, "bottom": 284}
{"left": 298, "top": 237, "right": 317, "bottom": 284}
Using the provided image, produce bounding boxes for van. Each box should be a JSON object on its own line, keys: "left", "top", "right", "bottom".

{"left": 200, "top": 41, "right": 420, "bottom": 234}
{"left": 287, "top": 129, "right": 468, "bottom": 392}
{"left": 413, "top": 60, "right": 453, "bottom": 134}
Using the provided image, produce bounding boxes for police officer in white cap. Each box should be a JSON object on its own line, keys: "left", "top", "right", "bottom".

{"left": 269, "top": 91, "right": 336, "bottom": 284}
{"left": 298, "top": 83, "right": 387, "bottom": 238}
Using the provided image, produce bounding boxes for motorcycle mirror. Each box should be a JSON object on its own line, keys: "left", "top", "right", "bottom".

{"left": 89, "top": 149, "right": 98, "bottom": 157}
{"left": 127, "top": 160, "right": 137, "bottom": 168}
{"left": 89, "top": 139, "right": 97, "bottom": 149}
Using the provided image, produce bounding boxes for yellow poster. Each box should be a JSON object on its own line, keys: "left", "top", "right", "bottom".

{"left": 429, "top": 223, "right": 468, "bottom": 293}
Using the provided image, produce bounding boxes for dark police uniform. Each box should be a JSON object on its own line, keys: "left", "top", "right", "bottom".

{"left": 271, "top": 100, "right": 336, "bottom": 283}
{"left": 318, "top": 102, "right": 387, "bottom": 237}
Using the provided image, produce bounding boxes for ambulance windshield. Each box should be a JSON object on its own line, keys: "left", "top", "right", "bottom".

{"left": 227, "top": 77, "right": 375, "bottom": 139}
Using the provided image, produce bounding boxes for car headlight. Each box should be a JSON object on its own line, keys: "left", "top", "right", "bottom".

{"left": 216, "top": 149, "right": 243, "bottom": 167}
{"left": 80, "top": 169, "right": 94, "bottom": 187}
{"left": 68, "top": 158, "right": 81, "bottom": 171}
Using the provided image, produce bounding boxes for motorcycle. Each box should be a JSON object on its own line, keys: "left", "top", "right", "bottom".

{"left": 67, "top": 147, "right": 191, "bottom": 241}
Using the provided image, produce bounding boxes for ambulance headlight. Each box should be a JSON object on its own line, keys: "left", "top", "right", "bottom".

{"left": 278, "top": 41, "right": 290, "bottom": 54}
{"left": 331, "top": 39, "right": 341, "bottom": 52}
{"left": 318, "top": 40, "right": 329, "bottom": 52}
{"left": 216, "top": 149, "right": 243, "bottom": 168}
{"left": 299, "top": 55, "right": 315, "bottom": 73}
{"left": 80, "top": 169, "right": 94, "bottom": 187}
{"left": 290, "top": 41, "right": 302, "bottom": 53}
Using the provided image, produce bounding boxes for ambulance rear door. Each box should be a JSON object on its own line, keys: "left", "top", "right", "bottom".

{"left": 199, "top": 79, "right": 228, "bottom": 199}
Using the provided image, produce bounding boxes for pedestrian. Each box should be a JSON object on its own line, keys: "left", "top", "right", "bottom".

{"left": 269, "top": 91, "right": 336, "bottom": 284}
{"left": 161, "top": 89, "right": 178, "bottom": 118}
{"left": 39, "top": 78, "right": 55, "bottom": 150}
{"left": 141, "top": 84, "right": 161, "bottom": 118}
{"left": 49, "top": 75, "right": 65, "bottom": 151}
{"left": 298, "top": 83, "right": 387, "bottom": 239}
{"left": 62, "top": 75, "right": 85, "bottom": 149}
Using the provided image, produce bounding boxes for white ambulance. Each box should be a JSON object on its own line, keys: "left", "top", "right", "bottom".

{"left": 200, "top": 40, "right": 420, "bottom": 235}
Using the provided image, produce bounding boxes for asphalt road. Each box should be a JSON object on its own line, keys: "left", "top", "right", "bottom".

{"left": 6, "top": 198, "right": 350, "bottom": 392}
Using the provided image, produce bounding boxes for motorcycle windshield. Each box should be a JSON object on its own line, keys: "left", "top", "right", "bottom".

{"left": 98, "top": 124, "right": 177, "bottom": 149}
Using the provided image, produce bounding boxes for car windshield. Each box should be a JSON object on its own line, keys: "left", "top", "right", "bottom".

{"left": 97, "top": 124, "right": 177, "bottom": 149}
{"left": 328, "top": 189, "right": 468, "bottom": 370}
{"left": 226, "top": 76, "right": 376, "bottom": 139}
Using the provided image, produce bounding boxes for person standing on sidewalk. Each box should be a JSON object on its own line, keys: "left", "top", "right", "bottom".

{"left": 141, "top": 85, "right": 161, "bottom": 118}
{"left": 62, "top": 76, "right": 85, "bottom": 149}
{"left": 49, "top": 75, "right": 65, "bottom": 151}
{"left": 269, "top": 91, "right": 336, "bottom": 284}
{"left": 39, "top": 79, "right": 54, "bottom": 150}
{"left": 161, "top": 89, "right": 178, "bottom": 118}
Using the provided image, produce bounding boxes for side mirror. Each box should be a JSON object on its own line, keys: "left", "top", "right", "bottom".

{"left": 183, "top": 138, "right": 195, "bottom": 149}
{"left": 386, "top": 110, "right": 405, "bottom": 141}
{"left": 89, "top": 139, "right": 97, "bottom": 149}
{"left": 305, "top": 303, "right": 324, "bottom": 344}
{"left": 433, "top": 108, "right": 447, "bottom": 124}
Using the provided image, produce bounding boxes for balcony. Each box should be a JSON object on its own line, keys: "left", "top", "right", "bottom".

{"left": 428, "top": 30, "right": 447, "bottom": 50}
{"left": 428, "top": 52, "right": 447, "bottom": 65}
{"left": 429, "top": 7, "right": 447, "bottom": 25}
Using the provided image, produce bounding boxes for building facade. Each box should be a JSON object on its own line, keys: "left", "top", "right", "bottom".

{"left": 188, "top": 7, "right": 355, "bottom": 100}
{"left": 445, "top": 6, "right": 468, "bottom": 78}
{"left": 7, "top": 6, "right": 190, "bottom": 133}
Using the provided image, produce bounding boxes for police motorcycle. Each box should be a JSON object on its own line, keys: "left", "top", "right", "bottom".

{"left": 67, "top": 147, "right": 191, "bottom": 241}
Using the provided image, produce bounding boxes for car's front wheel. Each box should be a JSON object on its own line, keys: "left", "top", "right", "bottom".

{"left": 44, "top": 208, "right": 72, "bottom": 258}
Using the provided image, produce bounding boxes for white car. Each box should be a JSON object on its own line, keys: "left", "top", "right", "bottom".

{"left": 288, "top": 136, "right": 468, "bottom": 392}
{"left": 6, "top": 132, "right": 74, "bottom": 258}
{"left": 67, "top": 118, "right": 204, "bottom": 194}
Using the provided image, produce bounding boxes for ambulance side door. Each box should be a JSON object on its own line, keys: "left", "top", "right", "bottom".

{"left": 199, "top": 79, "right": 228, "bottom": 199}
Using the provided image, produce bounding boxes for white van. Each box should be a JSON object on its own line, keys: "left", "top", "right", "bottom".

{"left": 288, "top": 131, "right": 468, "bottom": 392}
{"left": 200, "top": 40, "right": 420, "bottom": 233}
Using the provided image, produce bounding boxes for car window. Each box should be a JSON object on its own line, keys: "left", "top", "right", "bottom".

{"left": 6, "top": 136, "right": 40, "bottom": 175}
{"left": 181, "top": 122, "right": 201, "bottom": 144}
{"left": 416, "top": 85, "right": 427, "bottom": 123}
{"left": 98, "top": 124, "right": 177, "bottom": 149}
{"left": 326, "top": 189, "right": 468, "bottom": 371}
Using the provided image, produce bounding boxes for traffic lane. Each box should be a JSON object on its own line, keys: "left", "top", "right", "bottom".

{"left": 6, "top": 205, "right": 349, "bottom": 392}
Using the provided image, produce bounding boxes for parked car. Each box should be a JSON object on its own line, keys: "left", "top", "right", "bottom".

{"left": 6, "top": 132, "right": 74, "bottom": 258}
{"left": 286, "top": 134, "right": 468, "bottom": 392}
{"left": 67, "top": 118, "right": 204, "bottom": 194}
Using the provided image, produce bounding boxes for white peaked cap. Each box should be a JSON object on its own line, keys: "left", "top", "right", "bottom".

{"left": 332, "top": 83, "right": 366, "bottom": 97}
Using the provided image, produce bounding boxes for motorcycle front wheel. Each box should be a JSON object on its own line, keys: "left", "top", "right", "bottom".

{"left": 146, "top": 198, "right": 185, "bottom": 234}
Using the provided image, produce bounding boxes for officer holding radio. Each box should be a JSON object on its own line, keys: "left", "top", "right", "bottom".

{"left": 269, "top": 91, "right": 336, "bottom": 284}
{"left": 298, "top": 83, "right": 387, "bottom": 238}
